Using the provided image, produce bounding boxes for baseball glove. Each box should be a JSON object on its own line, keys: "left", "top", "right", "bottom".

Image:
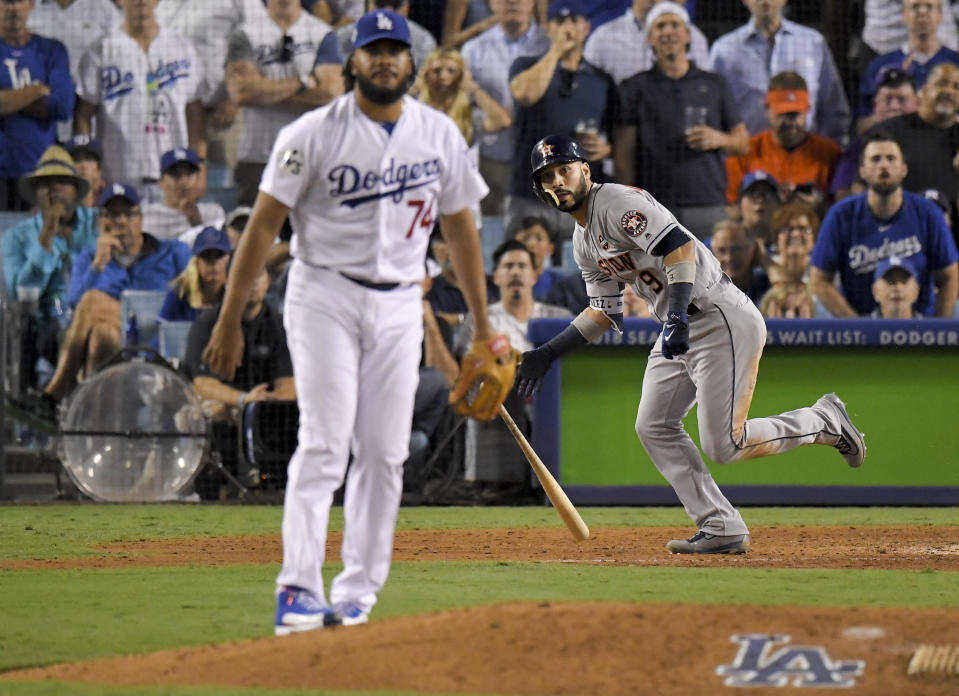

{"left": 449, "top": 334, "right": 519, "bottom": 422}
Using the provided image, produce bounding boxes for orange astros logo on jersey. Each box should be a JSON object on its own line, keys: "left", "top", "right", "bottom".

{"left": 539, "top": 143, "right": 555, "bottom": 157}
{"left": 620, "top": 210, "right": 647, "bottom": 237}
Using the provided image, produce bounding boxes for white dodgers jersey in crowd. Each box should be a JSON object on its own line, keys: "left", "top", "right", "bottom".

{"left": 573, "top": 183, "right": 724, "bottom": 322}
{"left": 227, "top": 11, "right": 339, "bottom": 164}
{"left": 260, "top": 92, "right": 489, "bottom": 285}
{"left": 78, "top": 26, "right": 203, "bottom": 183}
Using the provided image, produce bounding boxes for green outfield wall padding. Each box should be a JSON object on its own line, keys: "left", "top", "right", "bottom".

{"left": 558, "top": 347, "right": 959, "bottom": 488}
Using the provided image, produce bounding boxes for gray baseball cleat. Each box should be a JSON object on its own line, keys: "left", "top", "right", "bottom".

{"left": 817, "top": 393, "right": 866, "bottom": 468}
{"left": 666, "top": 531, "right": 749, "bottom": 555}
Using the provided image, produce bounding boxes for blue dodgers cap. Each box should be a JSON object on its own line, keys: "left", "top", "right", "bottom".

{"left": 874, "top": 255, "right": 918, "bottom": 282}
{"left": 97, "top": 182, "right": 140, "bottom": 207}
{"left": 63, "top": 134, "right": 102, "bottom": 162}
{"left": 739, "top": 170, "right": 780, "bottom": 197}
{"left": 192, "top": 226, "right": 232, "bottom": 256}
{"left": 547, "top": 0, "right": 588, "bottom": 20}
{"left": 160, "top": 147, "right": 200, "bottom": 174}
{"left": 351, "top": 10, "right": 411, "bottom": 50}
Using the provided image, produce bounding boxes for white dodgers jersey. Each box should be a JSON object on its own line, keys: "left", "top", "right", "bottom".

{"left": 78, "top": 26, "right": 203, "bottom": 182}
{"left": 227, "top": 11, "right": 340, "bottom": 163}
{"left": 573, "top": 183, "right": 724, "bottom": 323}
{"left": 260, "top": 92, "right": 489, "bottom": 284}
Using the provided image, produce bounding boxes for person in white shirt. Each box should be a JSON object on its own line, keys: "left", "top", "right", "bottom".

{"left": 226, "top": 0, "right": 344, "bottom": 205}
{"left": 583, "top": 0, "right": 709, "bottom": 85}
{"left": 154, "top": 0, "right": 268, "bottom": 186}
{"left": 75, "top": 0, "right": 205, "bottom": 204}
{"left": 141, "top": 148, "right": 225, "bottom": 245}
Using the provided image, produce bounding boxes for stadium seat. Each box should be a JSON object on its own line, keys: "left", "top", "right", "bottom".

{"left": 120, "top": 289, "right": 167, "bottom": 348}
{"left": 157, "top": 320, "right": 193, "bottom": 365}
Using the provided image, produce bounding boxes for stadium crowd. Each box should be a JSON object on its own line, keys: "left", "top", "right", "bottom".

{"left": 3, "top": 0, "right": 959, "bottom": 499}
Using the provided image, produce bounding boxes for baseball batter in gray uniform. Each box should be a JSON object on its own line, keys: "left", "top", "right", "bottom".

{"left": 516, "top": 135, "right": 866, "bottom": 554}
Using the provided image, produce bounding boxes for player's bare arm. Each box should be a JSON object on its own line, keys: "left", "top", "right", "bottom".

{"left": 809, "top": 267, "right": 858, "bottom": 317}
{"left": 933, "top": 262, "right": 959, "bottom": 317}
{"left": 202, "top": 192, "right": 289, "bottom": 381}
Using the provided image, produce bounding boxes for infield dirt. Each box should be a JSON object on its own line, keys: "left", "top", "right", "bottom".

{"left": 3, "top": 525, "right": 958, "bottom": 695}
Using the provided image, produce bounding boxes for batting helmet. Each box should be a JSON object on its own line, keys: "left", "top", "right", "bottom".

{"left": 529, "top": 135, "right": 588, "bottom": 206}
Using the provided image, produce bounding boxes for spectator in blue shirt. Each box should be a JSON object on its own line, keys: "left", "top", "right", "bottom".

{"left": 507, "top": 0, "right": 617, "bottom": 245}
{"left": 0, "top": 0, "right": 74, "bottom": 210}
{"left": 810, "top": 131, "right": 959, "bottom": 318}
{"left": 1, "top": 145, "right": 97, "bottom": 392}
{"left": 159, "top": 226, "right": 231, "bottom": 323}
{"left": 856, "top": 0, "right": 959, "bottom": 136}
{"left": 461, "top": 0, "right": 549, "bottom": 215}
{"left": 707, "top": 0, "right": 850, "bottom": 144}
{"left": 44, "top": 183, "right": 190, "bottom": 399}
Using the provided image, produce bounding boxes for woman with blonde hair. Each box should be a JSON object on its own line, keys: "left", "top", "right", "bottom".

{"left": 414, "top": 47, "right": 512, "bottom": 146}
{"left": 159, "top": 227, "right": 232, "bottom": 322}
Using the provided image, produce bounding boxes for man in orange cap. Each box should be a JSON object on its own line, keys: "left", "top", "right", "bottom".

{"left": 725, "top": 71, "right": 841, "bottom": 215}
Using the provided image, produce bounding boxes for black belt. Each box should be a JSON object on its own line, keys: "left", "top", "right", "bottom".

{"left": 687, "top": 303, "right": 701, "bottom": 316}
{"left": 339, "top": 272, "right": 400, "bottom": 291}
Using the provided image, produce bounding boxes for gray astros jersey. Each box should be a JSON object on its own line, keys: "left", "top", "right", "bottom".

{"left": 572, "top": 183, "right": 723, "bottom": 323}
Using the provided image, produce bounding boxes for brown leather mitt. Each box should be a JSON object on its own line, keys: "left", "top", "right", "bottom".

{"left": 449, "top": 334, "right": 518, "bottom": 422}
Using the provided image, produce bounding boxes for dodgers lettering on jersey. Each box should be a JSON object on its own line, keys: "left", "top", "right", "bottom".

{"left": 328, "top": 157, "right": 443, "bottom": 206}
{"left": 573, "top": 183, "right": 725, "bottom": 323}
{"left": 78, "top": 27, "right": 203, "bottom": 182}
{"left": 259, "top": 92, "right": 488, "bottom": 284}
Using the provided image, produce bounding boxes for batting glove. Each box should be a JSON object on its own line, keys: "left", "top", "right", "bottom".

{"left": 515, "top": 344, "right": 557, "bottom": 397}
{"left": 661, "top": 311, "right": 689, "bottom": 360}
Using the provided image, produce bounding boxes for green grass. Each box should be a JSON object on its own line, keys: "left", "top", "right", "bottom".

{"left": 1, "top": 505, "right": 955, "bottom": 560}
{"left": 2, "top": 561, "right": 957, "bottom": 673}
{"left": 0, "top": 504, "right": 957, "bottom": 695}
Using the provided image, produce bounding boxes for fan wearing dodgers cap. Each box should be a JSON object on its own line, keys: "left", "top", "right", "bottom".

{"left": 43, "top": 183, "right": 190, "bottom": 400}
{"left": 64, "top": 135, "right": 106, "bottom": 208}
{"left": 140, "top": 148, "right": 226, "bottom": 245}
{"left": 871, "top": 255, "right": 924, "bottom": 318}
{"left": 810, "top": 130, "right": 958, "bottom": 318}
{"left": 202, "top": 8, "right": 511, "bottom": 633}
{"left": 158, "top": 226, "right": 232, "bottom": 323}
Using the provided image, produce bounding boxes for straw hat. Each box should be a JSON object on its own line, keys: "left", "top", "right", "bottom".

{"left": 18, "top": 145, "right": 91, "bottom": 206}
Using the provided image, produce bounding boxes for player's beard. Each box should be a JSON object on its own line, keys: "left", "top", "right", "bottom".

{"left": 558, "top": 174, "right": 589, "bottom": 213}
{"left": 355, "top": 72, "right": 410, "bottom": 106}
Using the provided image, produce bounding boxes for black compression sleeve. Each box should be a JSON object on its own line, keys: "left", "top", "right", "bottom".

{"left": 543, "top": 322, "right": 590, "bottom": 359}
{"left": 667, "top": 282, "right": 694, "bottom": 316}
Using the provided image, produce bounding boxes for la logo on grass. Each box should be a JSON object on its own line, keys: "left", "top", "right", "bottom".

{"left": 717, "top": 634, "right": 865, "bottom": 687}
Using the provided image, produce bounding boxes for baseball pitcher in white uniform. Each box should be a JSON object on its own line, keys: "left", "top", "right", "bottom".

{"left": 516, "top": 135, "right": 867, "bottom": 555}
{"left": 203, "top": 10, "right": 513, "bottom": 634}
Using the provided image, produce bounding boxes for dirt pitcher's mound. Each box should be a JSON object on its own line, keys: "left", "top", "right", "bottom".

{"left": 5, "top": 602, "right": 958, "bottom": 695}
{"left": 4, "top": 525, "right": 959, "bottom": 571}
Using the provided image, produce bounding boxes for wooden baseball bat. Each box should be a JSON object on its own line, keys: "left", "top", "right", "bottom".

{"left": 499, "top": 404, "right": 589, "bottom": 541}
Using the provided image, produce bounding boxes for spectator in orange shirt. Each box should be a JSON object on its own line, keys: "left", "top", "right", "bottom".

{"left": 726, "top": 71, "right": 842, "bottom": 214}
